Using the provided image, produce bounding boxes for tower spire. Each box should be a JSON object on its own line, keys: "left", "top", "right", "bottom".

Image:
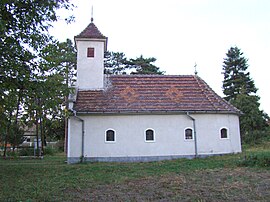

{"left": 194, "top": 63, "right": 198, "bottom": 75}
{"left": 91, "top": 6, "right": 94, "bottom": 22}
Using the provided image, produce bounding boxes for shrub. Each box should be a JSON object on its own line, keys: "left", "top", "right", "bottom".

{"left": 242, "top": 129, "right": 270, "bottom": 145}
{"left": 19, "top": 148, "right": 35, "bottom": 156}
{"left": 55, "top": 139, "right": 64, "bottom": 152}
{"left": 5, "top": 151, "right": 19, "bottom": 158}
{"left": 239, "top": 152, "right": 270, "bottom": 167}
{"left": 44, "top": 146, "right": 58, "bottom": 156}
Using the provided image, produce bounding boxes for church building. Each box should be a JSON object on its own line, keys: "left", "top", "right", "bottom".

{"left": 67, "top": 19, "right": 242, "bottom": 164}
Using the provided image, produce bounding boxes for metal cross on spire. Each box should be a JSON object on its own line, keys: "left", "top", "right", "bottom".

{"left": 194, "top": 63, "right": 198, "bottom": 75}
{"left": 91, "top": 6, "right": 94, "bottom": 22}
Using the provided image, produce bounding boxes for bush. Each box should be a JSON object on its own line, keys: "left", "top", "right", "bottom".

{"left": 19, "top": 148, "right": 35, "bottom": 156}
{"left": 4, "top": 151, "right": 19, "bottom": 158}
{"left": 239, "top": 152, "right": 270, "bottom": 167}
{"left": 18, "top": 146, "right": 59, "bottom": 156}
{"left": 242, "top": 129, "right": 270, "bottom": 145}
{"left": 44, "top": 146, "right": 59, "bottom": 156}
{"left": 55, "top": 139, "right": 64, "bottom": 152}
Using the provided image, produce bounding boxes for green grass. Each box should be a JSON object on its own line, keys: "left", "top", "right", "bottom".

{"left": 0, "top": 145, "right": 269, "bottom": 201}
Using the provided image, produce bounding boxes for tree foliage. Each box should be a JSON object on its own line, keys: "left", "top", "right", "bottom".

{"left": 222, "top": 46, "right": 268, "bottom": 142}
{"left": 104, "top": 52, "right": 129, "bottom": 75}
{"left": 231, "top": 94, "right": 268, "bottom": 137}
{"left": 222, "top": 47, "right": 257, "bottom": 101}
{"left": 0, "top": 0, "right": 74, "bottom": 156}
{"left": 104, "top": 52, "right": 164, "bottom": 75}
{"left": 128, "top": 55, "right": 165, "bottom": 75}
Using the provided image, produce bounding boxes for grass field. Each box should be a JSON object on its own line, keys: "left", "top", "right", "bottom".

{"left": 0, "top": 144, "right": 269, "bottom": 201}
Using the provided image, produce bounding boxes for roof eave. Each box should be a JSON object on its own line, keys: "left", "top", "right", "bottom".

{"left": 74, "top": 37, "right": 108, "bottom": 52}
{"left": 73, "top": 110, "right": 241, "bottom": 116}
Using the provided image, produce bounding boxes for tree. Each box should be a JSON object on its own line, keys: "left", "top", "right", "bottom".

{"left": 24, "top": 39, "right": 76, "bottom": 154}
{"left": 231, "top": 94, "right": 268, "bottom": 141}
{"left": 0, "top": 1, "right": 74, "bottom": 97}
{"left": 222, "top": 46, "right": 257, "bottom": 101}
{"left": 40, "top": 39, "right": 76, "bottom": 87}
{"left": 222, "top": 46, "right": 268, "bottom": 142}
{"left": 0, "top": 1, "right": 74, "bottom": 156}
{"left": 104, "top": 52, "right": 165, "bottom": 75}
{"left": 128, "top": 55, "right": 165, "bottom": 75}
{"left": 39, "top": 39, "right": 76, "bottom": 153}
{"left": 104, "top": 52, "right": 129, "bottom": 75}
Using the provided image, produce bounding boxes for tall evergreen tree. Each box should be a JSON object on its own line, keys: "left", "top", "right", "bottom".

{"left": 222, "top": 46, "right": 268, "bottom": 142}
{"left": 222, "top": 46, "right": 257, "bottom": 101}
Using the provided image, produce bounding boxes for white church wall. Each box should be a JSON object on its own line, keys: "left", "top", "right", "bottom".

{"left": 67, "top": 113, "right": 241, "bottom": 163}
{"left": 67, "top": 118, "right": 83, "bottom": 160}
{"left": 195, "top": 114, "right": 241, "bottom": 154}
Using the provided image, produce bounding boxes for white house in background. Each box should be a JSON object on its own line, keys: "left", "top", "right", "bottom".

{"left": 67, "top": 19, "right": 242, "bottom": 164}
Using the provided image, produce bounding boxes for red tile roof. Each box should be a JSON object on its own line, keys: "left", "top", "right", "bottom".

{"left": 74, "top": 75, "right": 240, "bottom": 114}
{"left": 75, "top": 22, "right": 107, "bottom": 39}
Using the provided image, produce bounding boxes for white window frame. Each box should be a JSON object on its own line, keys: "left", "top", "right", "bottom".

{"left": 184, "top": 127, "right": 194, "bottom": 141}
{"left": 220, "top": 127, "right": 229, "bottom": 139}
{"left": 105, "top": 128, "right": 116, "bottom": 143}
{"left": 145, "top": 128, "right": 155, "bottom": 143}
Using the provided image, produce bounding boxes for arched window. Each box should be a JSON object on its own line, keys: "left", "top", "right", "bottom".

{"left": 220, "top": 128, "right": 228, "bottom": 139}
{"left": 185, "top": 128, "right": 193, "bottom": 140}
{"left": 105, "top": 129, "right": 115, "bottom": 142}
{"left": 145, "top": 129, "right": 155, "bottom": 142}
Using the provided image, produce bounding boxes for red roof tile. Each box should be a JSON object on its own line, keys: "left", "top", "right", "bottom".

{"left": 74, "top": 75, "right": 240, "bottom": 114}
{"left": 75, "top": 22, "right": 107, "bottom": 39}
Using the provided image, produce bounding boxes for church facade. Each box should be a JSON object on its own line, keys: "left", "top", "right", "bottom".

{"left": 67, "top": 19, "right": 241, "bottom": 164}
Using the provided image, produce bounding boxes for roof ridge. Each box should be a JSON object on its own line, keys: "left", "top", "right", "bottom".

{"left": 108, "top": 74, "right": 194, "bottom": 77}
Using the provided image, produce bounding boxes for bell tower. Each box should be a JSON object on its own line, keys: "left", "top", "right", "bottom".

{"left": 74, "top": 17, "right": 107, "bottom": 90}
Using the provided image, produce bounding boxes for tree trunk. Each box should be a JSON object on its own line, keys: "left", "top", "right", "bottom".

{"left": 13, "top": 91, "right": 22, "bottom": 152}
{"left": 64, "top": 65, "right": 69, "bottom": 154}
{"left": 64, "top": 114, "right": 68, "bottom": 154}
{"left": 3, "top": 112, "right": 12, "bottom": 158}
{"left": 40, "top": 115, "right": 44, "bottom": 156}
{"left": 35, "top": 112, "right": 40, "bottom": 157}
{"left": 3, "top": 127, "right": 9, "bottom": 158}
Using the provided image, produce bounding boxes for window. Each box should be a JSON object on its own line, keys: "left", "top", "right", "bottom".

{"left": 145, "top": 129, "right": 155, "bottom": 142}
{"left": 185, "top": 128, "right": 193, "bottom": 140}
{"left": 105, "top": 129, "right": 115, "bottom": 142}
{"left": 220, "top": 128, "right": 228, "bottom": 139}
{"left": 87, "top": 47, "right": 94, "bottom": 57}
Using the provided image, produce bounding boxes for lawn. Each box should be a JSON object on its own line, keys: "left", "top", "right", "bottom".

{"left": 0, "top": 145, "right": 269, "bottom": 201}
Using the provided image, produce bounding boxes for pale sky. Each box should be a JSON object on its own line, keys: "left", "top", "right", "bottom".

{"left": 50, "top": 0, "right": 270, "bottom": 114}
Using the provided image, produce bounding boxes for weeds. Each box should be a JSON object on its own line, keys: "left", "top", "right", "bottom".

{"left": 239, "top": 152, "right": 270, "bottom": 167}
